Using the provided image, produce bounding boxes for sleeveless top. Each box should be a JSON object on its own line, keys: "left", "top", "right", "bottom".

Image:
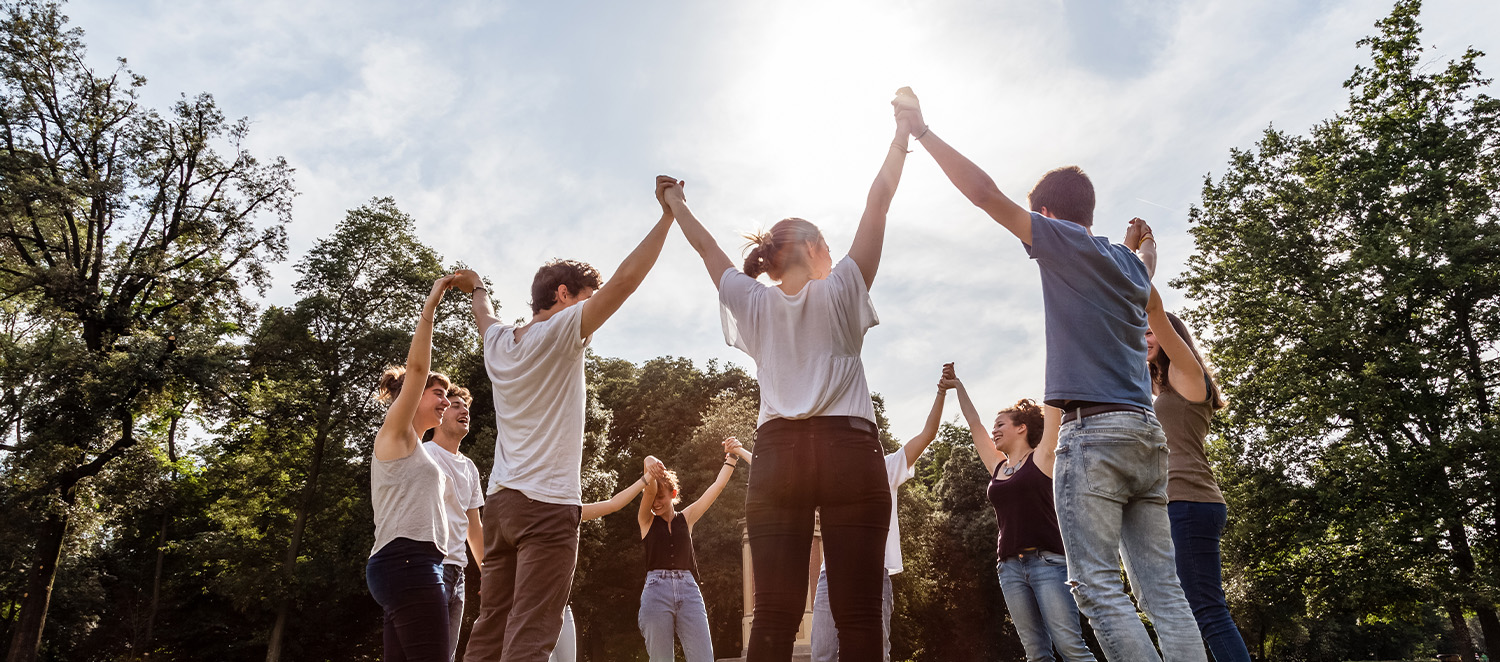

{"left": 986, "top": 455, "right": 1067, "bottom": 559}
{"left": 1155, "top": 373, "right": 1225, "bottom": 504}
{"left": 370, "top": 444, "right": 450, "bottom": 557}
{"left": 644, "top": 512, "right": 700, "bottom": 580}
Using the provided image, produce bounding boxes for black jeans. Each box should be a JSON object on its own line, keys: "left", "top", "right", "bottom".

{"left": 367, "top": 537, "right": 450, "bottom": 662}
{"left": 745, "top": 416, "right": 891, "bottom": 662}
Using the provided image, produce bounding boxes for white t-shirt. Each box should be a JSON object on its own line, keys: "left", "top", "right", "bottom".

{"left": 718, "top": 256, "right": 880, "bottom": 426}
{"left": 484, "top": 302, "right": 591, "bottom": 505}
{"left": 423, "top": 441, "right": 485, "bottom": 566}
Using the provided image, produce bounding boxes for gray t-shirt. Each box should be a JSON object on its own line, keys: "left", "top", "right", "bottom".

{"left": 1024, "top": 212, "right": 1153, "bottom": 409}
{"left": 370, "top": 443, "right": 450, "bottom": 557}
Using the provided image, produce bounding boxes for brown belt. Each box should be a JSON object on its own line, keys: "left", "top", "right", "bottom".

{"left": 1061, "top": 403, "right": 1149, "bottom": 423}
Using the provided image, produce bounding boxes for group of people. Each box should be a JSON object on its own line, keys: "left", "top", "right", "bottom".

{"left": 361, "top": 87, "right": 1252, "bottom": 662}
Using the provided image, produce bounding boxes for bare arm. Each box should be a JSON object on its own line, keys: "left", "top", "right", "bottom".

{"left": 374, "top": 276, "right": 453, "bottom": 461}
{"left": 684, "top": 457, "right": 739, "bottom": 529}
{"left": 454, "top": 270, "right": 501, "bottom": 337}
{"left": 893, "top": 90, "right": 1032, "bottom": 245}
{"left": 723, "top": 437, "right": 752, "bottom": 464}
{"left": 846, "top": 119, "right": 911, "bottom": 289}
{"left": 1147, "top": 286, "right": 1208, "bottom": 402}
{"left": 945, "top": 367, "right": 1002, "bottom": 475}
{"left": 1124, "top": 218, "right": 1157, "bottom": 280}
{"left": 465, "top": 509, "right": 484, "bottom": 565}
{"left": 579, "top": 183, "right": 677, "bottom": 338}
{"left": 638, "top": 456, "right": 666, "bottom": 539}
{"left": 582, "top": 477, "right": 646, "bottom": 521}
{"left": 663, "top": 178, "right": 735, "bottom": 288}
{"left": 1036, "top": 406, "right": 1061, "bottom": 479}
{"left": 903, "top": 371, "right": 953, "bottom": 467}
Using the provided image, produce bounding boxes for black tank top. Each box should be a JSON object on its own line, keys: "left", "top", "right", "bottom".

{"left": 643, "top": 512, "right": 700, "bottom": 579}
{"left": 986, "top": 455, "right": 1068, "bottom": 559}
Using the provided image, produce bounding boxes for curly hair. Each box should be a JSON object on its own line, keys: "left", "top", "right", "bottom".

{"left": 658, "top": 469, "right": 683, "bottom": 505}
{"left": 446, "top": 385, "right": 473, "bottom": 407}
{"left": 997, "top": 398, "right": 1045, "bottom": 448}
{"left": 530, "top": 259, "right": 603, "bottom": 314}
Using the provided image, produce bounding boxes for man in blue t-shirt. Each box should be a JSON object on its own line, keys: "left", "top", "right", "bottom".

{"left": 892, "top": 87, "right": 1207, "bottom": 662}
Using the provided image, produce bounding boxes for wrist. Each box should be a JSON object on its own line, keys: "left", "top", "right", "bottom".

{"left": 913, "top": 124, "right": 931, "bottom": 141}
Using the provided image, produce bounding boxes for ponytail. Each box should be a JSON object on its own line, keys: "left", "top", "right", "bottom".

{"left": 375, "top": 366, "right": 452, "bottom": 404}
{"left": 741, "top": 218, "right": 822, "bottom": 280}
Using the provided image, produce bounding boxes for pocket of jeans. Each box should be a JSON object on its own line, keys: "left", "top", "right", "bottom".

{"left": 1074, "top": 436, "right": 1138, "bottom": 500}
{"left": 1038, "top": 550, "right": 1066, "bottom": 567}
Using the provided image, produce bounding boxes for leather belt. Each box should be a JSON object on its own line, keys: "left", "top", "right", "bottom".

{"left": 1061, "top": 403, "right": 1149, "bottom": 423}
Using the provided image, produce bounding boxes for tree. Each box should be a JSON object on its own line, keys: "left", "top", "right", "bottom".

{"left": 1176, "top": 0, "right": 1500, "bottom": 657}
{"left": 0, "top": 1, "right": 293, "bottom": 659}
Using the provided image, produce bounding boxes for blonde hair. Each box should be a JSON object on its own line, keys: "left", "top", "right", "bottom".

{"left": 742, "top": 218, "right": 823, "bottom": 279}
{"left": 375, "top": 366, "right": 451, "bottom": 403}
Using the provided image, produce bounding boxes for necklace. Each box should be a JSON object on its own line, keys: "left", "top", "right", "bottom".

{"left": 1001, "top": 452, "right": 1032, "bottom": 476}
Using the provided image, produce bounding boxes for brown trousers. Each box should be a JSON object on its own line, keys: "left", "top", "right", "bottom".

{"left": 462, "top": 489, "right": 581, "bottom": 662}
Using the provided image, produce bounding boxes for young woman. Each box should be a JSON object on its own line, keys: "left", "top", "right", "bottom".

{"left": 1147, "top": 288, "right": 1250, "bottom": 662}
{"left": 549, "top": 457, "right": 661, "bottom": 662}
{"left": 636, "top": 448, "right": 741, "bottom": 661}
{"left": 944, "top": 364, "right": 1096, "bottom": 662}
{"left": 660, "top": 90, "right": 911, "bottom": 661}
{"left": 367, "top": 274, "right": 458, "bottom": 661}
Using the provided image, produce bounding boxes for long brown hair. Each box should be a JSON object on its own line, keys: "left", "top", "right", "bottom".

{"left": 742, "top": 218, "right": 822, "bottom": 279}
{"left": 1150, "top": 312, "right": 1226, "bottom": 410}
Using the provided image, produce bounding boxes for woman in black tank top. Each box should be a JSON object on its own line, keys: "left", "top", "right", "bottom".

{"left": 634, "top": 444, "right": 743, "bottom": 662}
{"left": 944, "top": 365, "right": 1097, "bottom": 662}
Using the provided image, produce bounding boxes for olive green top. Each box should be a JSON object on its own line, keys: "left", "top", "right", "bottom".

{"left": 1155, "top": 373, "right": 1224, "bottom": 504}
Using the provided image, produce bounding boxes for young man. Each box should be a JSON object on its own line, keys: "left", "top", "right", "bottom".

{"left": 453, "top": 178, "right": 677, "bottom": 662}
{"left": 894, "top": 88, "right": 1204, "bottom": 662}
{"left": 425, "top": 386, "right": 486, "bottom": 662}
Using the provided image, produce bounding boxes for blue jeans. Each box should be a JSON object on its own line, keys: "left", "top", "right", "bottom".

{"left": 810, "top": 568, "right": 893, "bottom": 662}
{"left": 638, "top": 570, "right": 714, "bottom": 662}
{"left": 367, "top": 537, "right": 451, "bottom": 662}
{"left": 1169, "top": 502, "right": 1251, "bottom": 662}
{"left": 549, "top": 605, "right": 576, "bottom": 662}
{"left": 1053, "top": 411, "right": 1206, "bottom": 662}
{"left": 998, "top": 550, "right": 1097, "bottom": 662}
{"left": 442, "top": 564, "right": 465, "bottom": 662}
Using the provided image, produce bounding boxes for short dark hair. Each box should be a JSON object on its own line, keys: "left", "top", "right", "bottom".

{"left": 530, "top": 259, "right": 602, "bottom": 314}
{"left": 1028, "top": 166, "right": 1095, "bottom": 227}
{"left": 446, "top": 386, "right": 473, "bottom": 407}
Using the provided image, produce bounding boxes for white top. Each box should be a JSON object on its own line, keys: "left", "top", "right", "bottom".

{"left": 718, "top": 256, "right": 880, "bottom": 427}
{"left": 820, "top": 447, "right": 917, "bottom": 575}
{"left": 423, "top": 441, "right": 485, "bottom": 567}
{"left": 370, "top": 444, "right": 450, "bottom": 557}
{"left": 484, "top": 302, "right": 591, "bottom": 505}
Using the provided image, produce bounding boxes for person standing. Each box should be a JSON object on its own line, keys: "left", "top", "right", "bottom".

{"left": 425, "top": 385, "right": 486, "bottom": 662}
{"left": 1147, "top": 287, "right": 1252, "bottom": 662}
{"left": 455, "top": 178, "right": 678, "bottom": 662}
{"left": 946, "top": 364, "right": 1095, "bottom": 662}
{"left": 895, "top": 89, "right": 1205, "bottom": 661}
{"left": 806, "top": 370, "right": 952, "bottom": 662}
{"left": 662, "top": 92, "right": 910, "bottom": 660}
{"left": 367, "top": 275, "right": 457, "bottom": 661}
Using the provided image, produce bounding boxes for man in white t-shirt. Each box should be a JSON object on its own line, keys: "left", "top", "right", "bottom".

{"left": 424, "top": 386, "right": 486, "bottom": 662}
{"left": 455, "top": 178, "right": 679, "bottom": 662}
{"left": 809, "top": 379, "right": 953, "bottom": 662}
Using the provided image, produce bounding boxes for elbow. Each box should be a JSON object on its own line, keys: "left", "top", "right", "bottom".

{"left": 967, "top": 184, "right": 1005, "bottom": 210}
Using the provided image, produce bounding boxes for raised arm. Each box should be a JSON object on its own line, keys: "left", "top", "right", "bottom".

{"left": 684, "top": 449, "right": 740, "bottom": 529}
{"left": 1124, "top": 218, "right": 1158, "bottom": 280}
{"left": 374, "top": 275, "right": 453, "bottom": 461}
{"left": 723, "top": 437, "right": 753, "bottom": 465}
{"left": 582, "top": 476, "right": 647, "bottom": 521}
{"left": 579, "top": 180, "right": 677, "bottom": 338}
{"left": 662, "top": 178, "right": 735, "bottom": 288}
{"left": 1035, "top": 405, "right": 1062, "bottom": 478}
{"left": 1147, "top": 286, "right": 1208, "bottom": 402}
{"left": 943, "top": 363, "right": 1002, "bottom": 475}
{"left": 893, "top": 88, "right": 1033, "bottom": 245}
{"left": 637, "top": 456, "right": 667, "bottom": 539}
{"left": 846, "top": 92, "right": 913, "bottom": 289}
{"left": 903, "top": 367, "right": 954, "bottom": 467}
{"left": 453, "top": 269, "right": 501, "bottom": 337}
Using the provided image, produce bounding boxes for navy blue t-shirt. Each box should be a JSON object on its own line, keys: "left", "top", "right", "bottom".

{"left": 1024, "top": 212, "right": 1153, "bottom": 409}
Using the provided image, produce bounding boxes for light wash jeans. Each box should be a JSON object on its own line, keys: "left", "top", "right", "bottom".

{"left": 442, "top": 563, "right": 465, "bottom": 662}
{"left": 810, "top": 567, "right": 893, "bottom": 662}
{"left": 639, "top": 569, "right": 714, "bottom": 662}
{"left": 998, "top": 550, "right": 1097, "bottom": 662}
{"left": 549, "top": 605, "right": 575, "bottom": 662}
{"left": 1052, "top": 411, "right": 1206, "bottom": 662}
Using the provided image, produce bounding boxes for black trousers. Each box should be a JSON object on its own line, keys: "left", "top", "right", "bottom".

{"left": 745, "top": 416, "right": 891, "bottom": 662}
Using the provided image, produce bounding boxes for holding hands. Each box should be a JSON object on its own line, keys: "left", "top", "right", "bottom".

{"left": 1123, "top": 217, "right": 1155, "bottom": 251}
{"left": 723, "top": 436, "right": 752, "bottom": 465}
{"left": 644, "top": 455, "right": 668, "bottom": 486}
{"left": 940, "top": 362, "right": 961, "bottom": 390}
{"left": 892, "top": 86, "right": 925, "bottom": 137}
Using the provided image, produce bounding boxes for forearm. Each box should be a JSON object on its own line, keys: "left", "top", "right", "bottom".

{"left": 1137, "top": 237, "right": 1158, "bottom": 280}
{"left": 612, "top": 214, "right": 675, "bottom": 290}
{"left": 405, "top": 300, "right": 441, "bottom": 373}
{"left": 905, "top": 389, "right": 947, "bottom": 464}
{"left": 671, "top": 201, "right": 714, "bottom": 256}
{"left": 466, "top": 515, "right": 484, "bottom": 566}
{"left": 865, "top": 127, "right": 909, "bottom": 215}
{"left": 731, "top": 447, "right": 753, "bottom": 464}
{"left": 471, "top": 287, "right": 498, "bottom": 335}
{"left": 954, "top": 383, "right": 985, "bottom": 433}
{"left": 917, "top": 130, "right": 1013, "bottom": 211}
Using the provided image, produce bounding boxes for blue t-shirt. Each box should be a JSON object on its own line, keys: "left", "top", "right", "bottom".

{"left": 1024, "top": 212, "right": 1153, "bottom": 409}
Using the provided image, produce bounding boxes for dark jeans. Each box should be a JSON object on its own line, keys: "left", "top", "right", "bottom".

{"left": 746, "top": 416, "right": 891, "bottom": 662}
{"left": 463, "top": 488, "right": 582, "bottom": 662}
{"left": 1168, "top": 501, "right": 1252, "bottom": 662}
{"left": 367, "top": 537, "right": 451, "bottom": 662}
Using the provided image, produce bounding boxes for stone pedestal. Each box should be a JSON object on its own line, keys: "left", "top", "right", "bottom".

{"left": 717, "top": 516, "right": 822, "bottom": 662}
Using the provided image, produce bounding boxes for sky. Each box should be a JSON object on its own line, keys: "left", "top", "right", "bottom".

{"left": 64, "top": 0, "right": 1500, "bottom": 441}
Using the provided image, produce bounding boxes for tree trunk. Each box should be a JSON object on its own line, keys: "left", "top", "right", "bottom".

{"left": 1476, "top": 605, "right": 1500, "bottom": 660}
{"left": 4, "top": 506, "right": 67, "bottom": 662}
{"left": 142, "top": 412, "right": 180, "bottom": 657}
{"left": 1446, "top": 600, "right": 1477, "bottom": 661}
{"left": 264, "top": 404, "right": 332, "bottom": 662}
